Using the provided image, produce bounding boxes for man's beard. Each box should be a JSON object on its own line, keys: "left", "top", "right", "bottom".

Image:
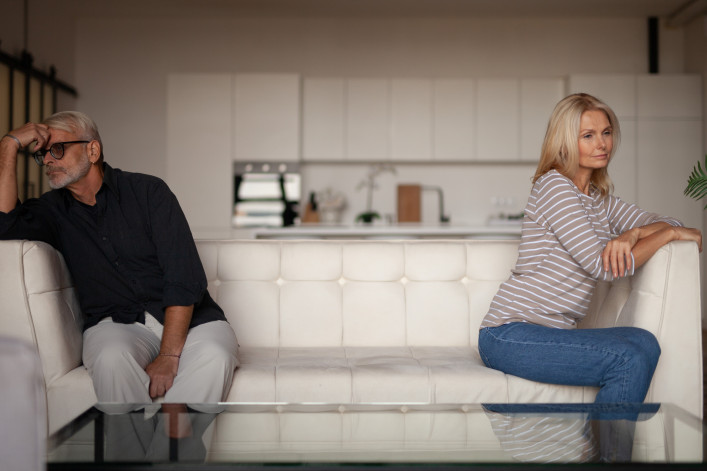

{"left": 46, "top": 157, "right": 92, "bottom": 190}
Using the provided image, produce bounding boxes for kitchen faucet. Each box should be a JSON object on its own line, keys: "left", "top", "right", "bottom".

{"left": 422, "top": 186, "right": 450, "bottom": 224}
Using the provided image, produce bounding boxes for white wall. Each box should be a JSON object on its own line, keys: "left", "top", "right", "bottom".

{"left": 1, "top": 3, "right": 701, "bottom": 229}
{"left": 69, "top": 15, "right": 690, "bottom": 227}
{"left": 3, "top": 3, "right": 705, "bottom": 321}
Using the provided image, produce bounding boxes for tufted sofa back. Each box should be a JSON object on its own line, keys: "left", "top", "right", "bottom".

{"left": 0, "top": 238, "right": 702, "bottom": 422}
{"left": 196, "top": 239, "right": 523, "bottom": 348}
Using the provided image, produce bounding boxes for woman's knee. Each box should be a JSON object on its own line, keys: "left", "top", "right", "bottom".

{"left": 612, "top": 329, "right": 661, "bottom": 381}
{"left": 629, "top": 328, "right": 661, "bottom": 366}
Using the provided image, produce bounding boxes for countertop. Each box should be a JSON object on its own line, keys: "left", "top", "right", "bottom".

{"left": 192, "top": 221, "right": 522, "bottom": 240}
{"left": 251, "top": 222, "right": 522, "bottom": 239}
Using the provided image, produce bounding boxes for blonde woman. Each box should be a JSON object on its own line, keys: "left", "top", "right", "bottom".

{"left": 478, "top": 93, "right": 701, "bottom": 403}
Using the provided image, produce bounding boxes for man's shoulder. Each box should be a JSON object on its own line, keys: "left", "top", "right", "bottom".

{"left": 110, "top": 166, "right": 170, "bottom": 192}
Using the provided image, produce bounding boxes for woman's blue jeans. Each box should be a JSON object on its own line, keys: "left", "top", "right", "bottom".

{"left": 478, "top": 323, "right": 661, "bottom": 403}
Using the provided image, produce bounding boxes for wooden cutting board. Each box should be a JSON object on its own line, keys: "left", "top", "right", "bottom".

{"left": 397, "top": 184, "right": 421, "bottom": 222}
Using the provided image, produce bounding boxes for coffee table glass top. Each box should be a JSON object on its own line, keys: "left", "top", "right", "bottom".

{"left": 48, "top": 402, "right": 704, "bottom": 469}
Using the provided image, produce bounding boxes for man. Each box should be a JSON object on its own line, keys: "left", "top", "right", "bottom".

{"left": 0, "top": 112, "right": 238, "bottom": 404}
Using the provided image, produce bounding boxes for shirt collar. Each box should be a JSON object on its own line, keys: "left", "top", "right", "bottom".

{"left": 101, "top": 162, "right": 119, "bottom": 197}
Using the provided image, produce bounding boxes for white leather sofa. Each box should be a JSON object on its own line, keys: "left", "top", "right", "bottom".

{"left": 0, "top": 238, "right": 702, "bottom": 438}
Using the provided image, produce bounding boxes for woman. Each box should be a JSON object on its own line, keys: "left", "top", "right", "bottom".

{"left": 478, "top": 93, "right": 702, "bottom": 403}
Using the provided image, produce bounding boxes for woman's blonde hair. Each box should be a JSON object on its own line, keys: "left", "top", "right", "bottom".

{"left": 533, "top": 93, "right": 620, "bottom": 197}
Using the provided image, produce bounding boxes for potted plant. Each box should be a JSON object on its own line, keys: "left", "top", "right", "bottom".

{"left": 684, "top": 154, "right": 707, "bottom": 208}
{"left": 355, "top": 163, "right": 396, "bottom": 224}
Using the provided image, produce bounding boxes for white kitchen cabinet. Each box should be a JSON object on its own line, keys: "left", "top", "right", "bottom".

{"left": 637, "top": 75, "right": 702, "bottom": 119}
{"left": 390, "top": 79, "right": 433, "bottom": 161}
{"left": 610, "top": 119, "right": 638, "bottom": 203}
{"left": 476, "top": 79, "right": 520, "bottom": 161}
{"left": 346, "top": 78, "right": 390, "bottom": 160}
{"left": 433, "top": 79, "right": 475, "bottom": 161}
{"left": 233, "top": 73, "right": 300, "bottom": 162}
{"left": 568, "top": 74, "right": 639, "bottom": 201}
{"left": 570, "top": 74, "right": 703, "bottom": 230}
{"left": 166, "top": 74, "right": 233, "bottom": 228}
{"left": 567, "top": 75, "right": 637, "bottom": 119}
{"left": 636, "top": 75, "right": 703, "bottom": 229}
{"left": 520, "top": 78, "right": 566, "bottom": 162}
{"left": 637, "top": 120, "right": 703, "bottom": 228}
{"left": 302, "top": 78, "right": 346, "bottom": 161}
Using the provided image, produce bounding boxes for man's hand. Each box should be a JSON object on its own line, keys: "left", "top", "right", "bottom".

{"left": 1, "top": 123, "right": 53, "bottom": 213}
{"left": 146, "top": 305, "right": 193, "bottom": 399}
{"left": 146, "top": 354, "right": 180, "bottom": 398}
{"left": 3, "top": 122, "right": 52, "bottom": 152}
{"left": 602, "top": 228, "right": 638, "bottom": 278}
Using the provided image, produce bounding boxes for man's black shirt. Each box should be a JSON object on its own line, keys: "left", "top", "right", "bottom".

{"left": 0, "top": 163, "right": 226, "bottom": 330}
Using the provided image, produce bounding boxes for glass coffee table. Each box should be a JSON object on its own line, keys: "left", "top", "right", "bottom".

{"left": 47, "top": 402, "right": 704, "bottom": 470}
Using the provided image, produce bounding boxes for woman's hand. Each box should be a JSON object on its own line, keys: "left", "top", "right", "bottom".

{"left": 670, "top": 226, "right": 703, "bottom": 252}
{"left": 602, "top": 228, "right": 639, "bottom": 278}
{"left": 607, "top": 225, "right": 703, "bottom": 279}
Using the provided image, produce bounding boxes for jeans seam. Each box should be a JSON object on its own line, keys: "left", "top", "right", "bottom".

{"left": 483, "top": 325, "right": 633, "bottom": 359}
{"left": 483, "top": 324, "right": 637, "bottom": 401}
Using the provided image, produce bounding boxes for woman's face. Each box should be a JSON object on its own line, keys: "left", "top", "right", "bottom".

{"left": 577, "top": 110, "right": 613, "bottom": 175}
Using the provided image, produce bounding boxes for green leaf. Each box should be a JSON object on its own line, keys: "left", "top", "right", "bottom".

{"left": 684, "top": 155, "right": 707, "bottom": 209}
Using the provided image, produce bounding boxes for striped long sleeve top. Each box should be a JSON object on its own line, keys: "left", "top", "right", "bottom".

{"left": 481, "top": 170, "right": 683, "bottom": 330}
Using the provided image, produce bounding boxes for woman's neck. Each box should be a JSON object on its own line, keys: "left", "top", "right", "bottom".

{"left": 571, "top": 169, "right": 592, "bottom": 195}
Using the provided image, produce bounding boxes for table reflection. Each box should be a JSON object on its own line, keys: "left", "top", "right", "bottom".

{"left": 482, "top": 403, "right": 661, "bottom": 464}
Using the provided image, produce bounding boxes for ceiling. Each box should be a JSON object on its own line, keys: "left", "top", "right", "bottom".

{"left": 76, "top": 0, "right": 705, "bottom": 21}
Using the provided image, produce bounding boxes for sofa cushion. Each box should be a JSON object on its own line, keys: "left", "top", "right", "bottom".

{"left": 203, "top": 240, "right": 520, "bottom": 348}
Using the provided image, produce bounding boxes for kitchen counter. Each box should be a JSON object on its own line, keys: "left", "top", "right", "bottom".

{"left": 251, "top": 222, "right": 521, "bottom": 239}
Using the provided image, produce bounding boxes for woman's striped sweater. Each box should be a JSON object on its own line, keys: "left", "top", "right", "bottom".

{"left": 481, "top": 170, "right": 682, "bottom": 330}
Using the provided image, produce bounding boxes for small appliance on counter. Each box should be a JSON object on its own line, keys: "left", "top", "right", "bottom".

{"left": 232, "top": 162, "right": 301, "bottom": 227}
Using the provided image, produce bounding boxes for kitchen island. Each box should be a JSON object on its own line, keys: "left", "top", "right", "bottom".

{"left": 251, "top": 222, "right": 521, "bottom": 239}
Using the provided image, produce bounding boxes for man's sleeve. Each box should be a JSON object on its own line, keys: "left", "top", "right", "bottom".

{"left": 0, "top": 199, "right": 58, "bottom": 244}
{"left": 146, "top": 179, "right": 208, "bottom": 308}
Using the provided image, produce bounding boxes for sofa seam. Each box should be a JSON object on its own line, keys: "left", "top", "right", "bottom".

{"left": 19, "top": 241, "right": 41, "bottom": 348}
{"left": 20, "top": 240, "right": 52, "bottom": 435}
{"left": 655, "top": 243, "right": 671, "bottom": 342}
{"left": 647, "top": 243, "right": 671, "bottom": 402}
{"left": 403, "top": 243, "right": 409, "bottom": 347}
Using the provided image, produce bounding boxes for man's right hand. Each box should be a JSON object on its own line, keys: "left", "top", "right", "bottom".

{"left": 0, "top": 123, "right": 52, "bottom": 213}
{"left": 2, "top": 122, "right": 52, "bottom": 153}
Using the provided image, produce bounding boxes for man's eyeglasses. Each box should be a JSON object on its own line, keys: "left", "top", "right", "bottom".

{"left": 33, "top": 141, "right": 90, "bottom": 166}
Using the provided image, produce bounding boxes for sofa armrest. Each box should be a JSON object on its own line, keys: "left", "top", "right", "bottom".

{"left": 0, "top": 239, "right": 86, "bottom": 394}
{"left": 616, "top": 240, "right": 703, "bottom": 418}
{"left": 0, "top": 240, "right": 37, "bottom": 344}
{"left": 0, "top": 336, "right": 47, "bottom": 471}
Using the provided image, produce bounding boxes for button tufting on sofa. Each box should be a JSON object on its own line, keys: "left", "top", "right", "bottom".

{"left": 0, "top": 238, "right": 703, "bottom": 437}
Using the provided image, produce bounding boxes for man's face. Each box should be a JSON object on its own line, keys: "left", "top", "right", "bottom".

{"left": 43, "top": 129, "right": 92, "bottom": 190}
